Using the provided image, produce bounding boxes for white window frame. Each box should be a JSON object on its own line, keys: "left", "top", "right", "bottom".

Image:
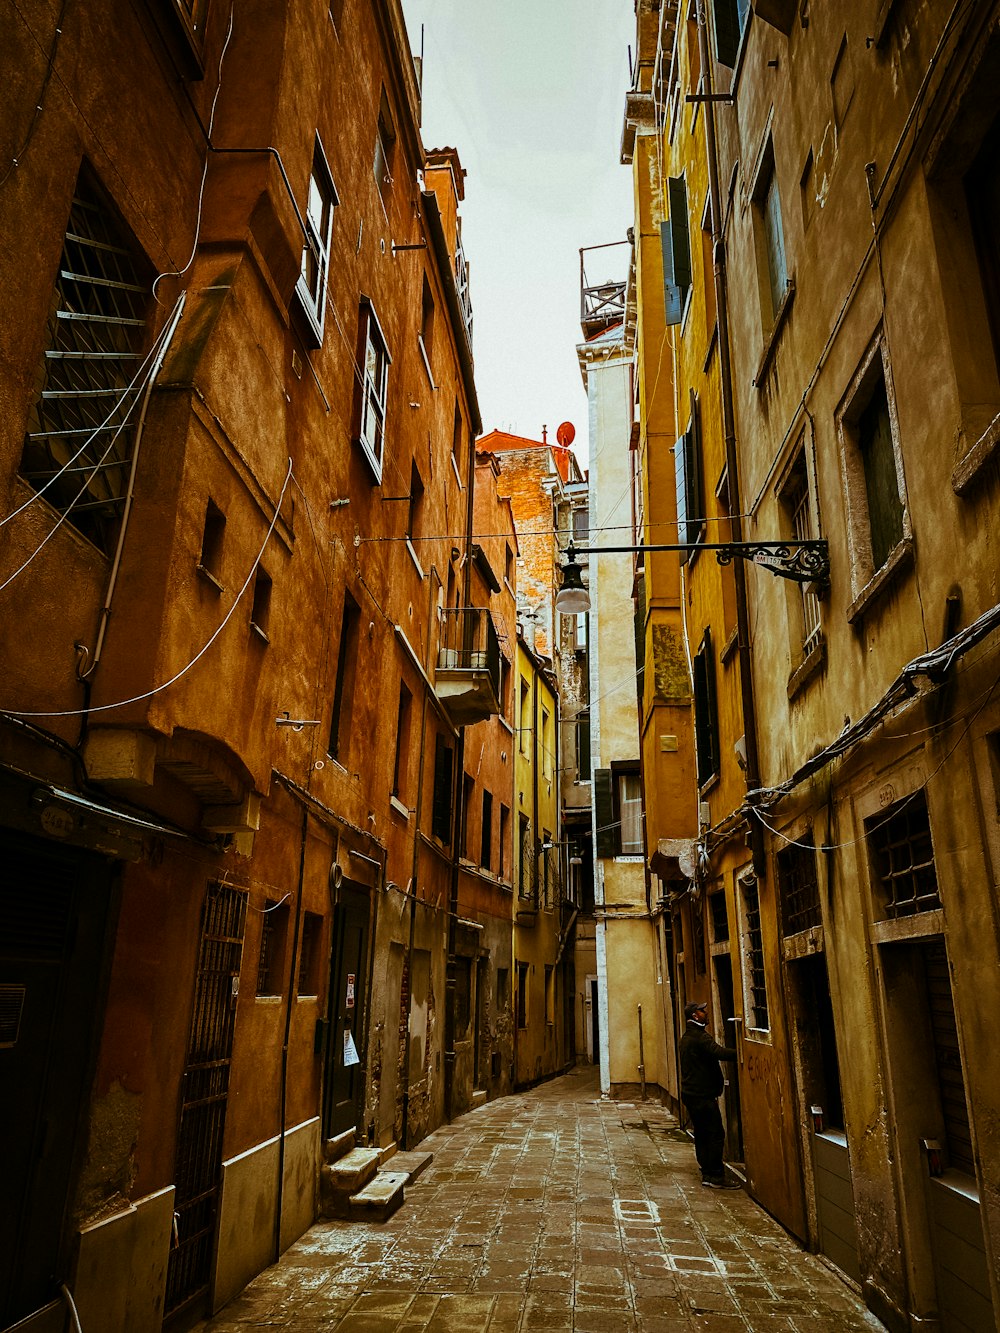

{"left": 357, "top": 299, "right": 391, "bottom": 482}
{"left": 295, "top": 134, "right": 338, "bottom": 345}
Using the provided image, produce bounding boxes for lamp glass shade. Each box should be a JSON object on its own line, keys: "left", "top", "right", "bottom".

{"left": 555, "top": 558, "right": 591, "bottom": 614}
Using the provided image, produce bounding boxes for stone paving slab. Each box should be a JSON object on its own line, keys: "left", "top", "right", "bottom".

{"left": 194, "top": 1066, "right": 885, "bottom": 1333}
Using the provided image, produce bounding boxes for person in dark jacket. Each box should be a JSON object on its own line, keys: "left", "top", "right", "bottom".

{"left": 679, "top": 999, "right": 740, "bottom": 1189}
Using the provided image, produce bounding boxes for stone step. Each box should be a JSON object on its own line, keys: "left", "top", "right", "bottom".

{"left": 349, "top": 1170, "right": 407, "bottom": 1222}
{"left": 384, "top": 1149, "right": 433, "bottom": 1183}
{"left": 320, "top": 1147, "right": 381, "bottom": 1217}
{"left": 322, "top": 1128, "right": 357, "bottom": 1165}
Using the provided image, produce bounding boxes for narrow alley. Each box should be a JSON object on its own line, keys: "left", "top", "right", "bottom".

{"left": 194, "top": 1067, "right": 881, "bottom": 1333}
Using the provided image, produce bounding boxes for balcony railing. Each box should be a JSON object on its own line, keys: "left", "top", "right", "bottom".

{"left": 435, "top": 606, "right": 501, "bottom": 727}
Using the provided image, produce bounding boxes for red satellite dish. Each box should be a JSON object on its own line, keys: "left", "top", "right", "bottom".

{"left": 556, "top": 421, "right": 576, "bottom": 447}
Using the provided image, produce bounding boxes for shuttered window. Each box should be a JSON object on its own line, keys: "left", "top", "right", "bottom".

{"left": 20, "top": 169, "right": 150, "bottom": 555}
{"left": 692, "top": 633, "right": 719, "bottom": 787}
{"left": 661, "top": 176, "right": 692, "bottom": 325}
{"left": 742, "top": 876, "right": 769, "bottom": 1031}
{"left": 594, "top": 768, "right": 619, "bottom": 858}
{"left": 858, "top": 378, "right": 904, "bottom": 571}
{"left": 713, "top": 0, "right": 750, "bottom": 67}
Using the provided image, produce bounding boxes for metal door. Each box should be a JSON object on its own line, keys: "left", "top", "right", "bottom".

{"left": 164, "top": 882, "right": 246, "bottom": 1323}
{"left": 0, "top": 834, "right": 114, "bottom": 1327}
{"left": 322, "top": 888, "right": 369, "bottom": 1139}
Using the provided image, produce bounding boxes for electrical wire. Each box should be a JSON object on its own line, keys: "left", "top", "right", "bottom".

{"left": 0, "top": 0, "right": 69, "bottom": 190}
{"left": 4, "top": 458, "right": 294, "bottom": 719}
{"left": 152, "top": 4, "right": 235, "bottom": 303}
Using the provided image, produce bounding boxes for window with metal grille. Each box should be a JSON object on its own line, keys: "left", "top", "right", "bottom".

{"left": 256, "top": 899, "right": 289, "bottom": 996}
{"left": 868, "top": 791, "right": 941, "bottom": 919}
{"left": 709, "top": 891, "right": 729, "bottom": 943}
{"left": 777, "top": 835, "right": 822, "bottom": 936}
{"left": 741, "top": 876, "right": 769, "bottom": 1030}
{"left": 20, "top": 170, "right": 150, "bottom": 555}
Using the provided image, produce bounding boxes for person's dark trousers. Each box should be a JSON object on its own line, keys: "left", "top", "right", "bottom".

{"left": 683, "top": 1094, "right": 726, "bottom": 1180}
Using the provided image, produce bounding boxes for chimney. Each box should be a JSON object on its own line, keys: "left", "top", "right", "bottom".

{"left": 424, "top": 146, "right": 465, "bottom": 261}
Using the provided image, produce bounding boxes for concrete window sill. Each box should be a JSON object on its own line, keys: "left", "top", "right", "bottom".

{"left": 846, "top": 537, "right": 914, "bottom": 625}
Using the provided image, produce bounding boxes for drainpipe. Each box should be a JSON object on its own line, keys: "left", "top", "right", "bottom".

{"left": 696, "top": 1, "right": 764, "bottom": 878}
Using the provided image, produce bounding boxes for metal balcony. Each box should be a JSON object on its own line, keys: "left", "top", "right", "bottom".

{"left": 435, "top": 606, "right": 501, "bottom": 727}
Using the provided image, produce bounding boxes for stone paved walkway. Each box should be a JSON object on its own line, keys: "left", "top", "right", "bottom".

{"left": 195, "top": 1065, "right": 883, "bottom": 1332}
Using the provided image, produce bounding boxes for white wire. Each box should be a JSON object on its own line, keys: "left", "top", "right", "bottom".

{"left": 152, "top": 4, "right": 235, "bottom": 303}
{"left": 6, "top": 457, "right": 294, "bottom": 719}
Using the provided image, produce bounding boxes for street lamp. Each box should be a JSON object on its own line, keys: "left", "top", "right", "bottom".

{"left": 555, "top": 538, "right": 830, "bottom": 615}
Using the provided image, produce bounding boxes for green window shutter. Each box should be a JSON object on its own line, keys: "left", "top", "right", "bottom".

{"left": 693, "top": 634, "right": 720, "bottom": 786}
{"left": 432, "top": 734, "right": 453, "bottom": 842}
{"left": 594, "top": 768, "right": 620, "bottom": 858}
{"left": 713, "top": 0, "right": 741, "bottom": 66}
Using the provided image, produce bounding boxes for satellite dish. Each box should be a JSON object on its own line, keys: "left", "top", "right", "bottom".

{"left": 556, "top": 421, "right": 576, "bottom": 447}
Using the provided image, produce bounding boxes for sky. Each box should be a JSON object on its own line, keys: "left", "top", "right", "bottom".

{"left": 399, "top": 0, "right": 635, "bottom": 452}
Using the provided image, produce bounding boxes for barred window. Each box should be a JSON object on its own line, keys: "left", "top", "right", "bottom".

{"left": 868, "top": 791, "right": 941, "bottom": 919}
{"left": 777, "top": 835, "right": 822, "bottom": 936}
{"left": 741, "top": 876, "right": 769, "bottom": 1031}
{"left": 20, "top": 169, "right": 150, "bottom": 554}
{"left": 709, "top": 890, "right": 729, "bottom": 943}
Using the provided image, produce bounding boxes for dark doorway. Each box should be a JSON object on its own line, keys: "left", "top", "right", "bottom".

{"left": 322, "top": 887, "right": 370, "bottom": 1139}
{"left": 1, "top": 833, "right": 116, "bottom": 1328}
{"left": 590, "top": 977, "right": 599, "bottom": 1064}
{"left": 164, "top": 881, "right": 247, "bottom": 1324}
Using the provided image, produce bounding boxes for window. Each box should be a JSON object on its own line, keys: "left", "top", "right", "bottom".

{"left": 800, "top": 149, "right": 815, "bottom": 231}
{"left": 20, "top": 168, "right": 151, "bottom": 555}
{"left": 329, "top": 591, "right": 360, "bottom": 764}
{"left": 462, "top": 773, "right": 475, "bottom": 858}
{"left": 576, "top": 709, "right": 591, "bottom": 780}
{"left": 295, "top": 135, "right": 338, "bottom": 345}
{"left": 499, "top": 655, "right": 511, "bottom": 719}
{"left": 518, "top": 813, "right": 531, "bottom": 900}
{"left": 431, "top": 734, "right": 454, "bottom": 843}
{"left": 499, "top": 804, "right": 511, "bottom": 880}
{"left": 831, "top": 36, "right": 855, "bottom": 134}
{"left": 392, "top": 682, "right": 412, "bottom": 802}
{"left": 753, "top": 145, "right": 789, "bottom": 330}
{"left": 836, "top": 337, "right": 909, "bottom": 605}
{"left": 451, "top": 402, "right": 465, "bottom": 480}
{"left": 709, "top": 890, "right": 729, "bottom": 943}
{"left": 481, "top": 790, "right": 493, "bottom": 870}
{"left": 573, "top": 611, "right": 588, "bottom": 653}
{"left": 692, "top": 632, "right": 720, "bottom": 788}
{"left": 505, "top": 543, "right": 515, "bottom": 585}
{"left": 674, "top": 389, "right": 704, "bottom": 552}
{"left": 250, "top": 568, "right": 271, "bottom": 639}
{"left": 776, "top": 835, "right": 822, "bottom": 936}
{"left": 353, "top": 299, "right": 390, "bottom": 481}
{"left": 496, "top": 967, "right": 509, "bottom": 1010}
{"left": 619, "top": 773, "right": 643, "bottom": 855}
{"left": 406, "top": 461, "right": 424, "bottom": 548}
{"left": 701, "top": 195, "right": 717, "bottom": 336}
{"left": 198, "top": 499, "right": 225, "bottom": 582}
{"left": 545, "top": 965, "right": 555, "bottom": 1025}
{"left": 541, "top": 708, "right": 551, "bottom": 780}
{"left": 660, "top": 176, "right": 691, "bottom": 326}
{"left": 713, "top": 0, "right": 750, "bottom": 67}
{"left": 542, "top": 830, "right": 552, "bottom": 906}
{"left": 868, "top": 790, "right": 941, "bottom": 919}
{"left": 374, "top": 94, "right": 396, "bottom": 210}
{"left": 740, "top": 874, "right": 769, "bottom": 1031}
{"left": 519, "top": 678, "right": 531, "bottom": 754}
{"left": 966, "top": 110, "right": 1000, "bottom": 371}
{"left": 779, "top": 449, "right": 821, "bottom": 658}
{"left": 297, "top": 912, "right": 322, "bottom": 996}
{"left": 418, "top": 275, "right": 435, "bottom": 382}
{"left": 257, "top": 899, "right": 290, "bottom": 997}
{"left": 516, "top": 962, "right": 529, "bottom": 1029}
